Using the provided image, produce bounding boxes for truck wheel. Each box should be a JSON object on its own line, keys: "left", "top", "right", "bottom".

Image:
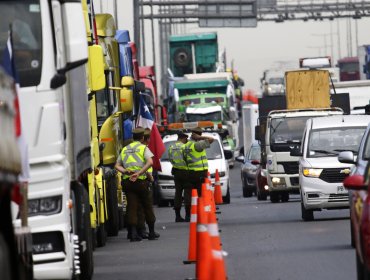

{"left": 96, "top": 223, "right": 107, "bottom": 248}
{"left": 301, "top": 201, "right": 314, "bottom": 221}
{"left": 106, "top": 176, "right": 119, "bottom": 236}
{"left": 0, "top": 233, "right": 11, "bottom": 280}
{"left": 270, "top": 192, "right": 279, "bottom": 203}
{"left": 72, "top": 183, "right": 94, "bottom": 280}
{"left": 223, "top": 187, "right": 231, "bottom": 204}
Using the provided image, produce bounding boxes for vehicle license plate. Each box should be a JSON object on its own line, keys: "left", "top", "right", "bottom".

{"left": 337, "top": 185, "right": 348, "bottom": 194}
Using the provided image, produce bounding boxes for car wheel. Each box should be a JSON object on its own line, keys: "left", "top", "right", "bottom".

{"left": 260, "top": 193, "right": 268, "bottom": 200}
{"left": 301, "top": 201, "right": 314, "bottom": 221}
{"left": 281, "top": 192, "right": 289, "bottom": 202}
{"left": 270, "top": 192, "right": 279, "bottom": 203}
{"left": 223, "top": 186, "right": 231, "bottom": 204}
{"left": 242, "top": 187, "right": 248, "bottom": 198}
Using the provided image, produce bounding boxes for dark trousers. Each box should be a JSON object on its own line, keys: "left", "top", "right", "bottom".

{"left": 173, "top": 169, "right": 191, "bottom": 210}
{"left": 187, "top": 170, "right": 208, "bottom": 196}
{"left": 124, "top": 179, "right": 156, "bottom": 226}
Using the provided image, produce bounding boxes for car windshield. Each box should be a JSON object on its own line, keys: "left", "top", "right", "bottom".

{"left": 270, "top": 116, "right": 310, "bottom": 144}
{"left": 161, "top": 138, "right": 223, "bottom": 161}
{"left": 308, "top": 127, "right": 365, "bottom": 158}
{"left": 0, "top": 1, "right": 42, "bottom": 87}
{"left": 268, "top": 77, "right": 284, "bottom": 85}
{"left": 187, "top": 111, "right": 221, "bottom": 122}
{"left": 248, "top": 145, "right": 261, "bottom": 161}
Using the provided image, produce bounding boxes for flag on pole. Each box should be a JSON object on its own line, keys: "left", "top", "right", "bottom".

{"left": 136, "top": 95, "right": 165, "bottom": 171}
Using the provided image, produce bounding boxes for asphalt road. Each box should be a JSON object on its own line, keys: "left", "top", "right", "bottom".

{"left": 92, "top": 163, "right": 356, "bottom": 280}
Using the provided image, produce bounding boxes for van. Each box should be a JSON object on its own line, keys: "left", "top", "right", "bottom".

{"left": 292, "top": 115, "right": 370, "bottom": 221}
{"left": 157, "top": 132, "right": 231, "bottom": 206}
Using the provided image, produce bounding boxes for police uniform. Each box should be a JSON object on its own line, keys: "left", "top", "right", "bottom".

{"left": 117, "top": 128, "right": 158, "bottom": 241}
{"left": 168, "top": 132, "right": 190, "bottom": 222}
{"left": 183, "top": 127, "right": 210, "bottom": 197}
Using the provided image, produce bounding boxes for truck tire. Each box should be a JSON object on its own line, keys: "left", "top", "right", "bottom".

{"left": 0, "top": 233, "right": 11, "bottom": 280}
{"left": 96, "top": 223, "right": 107, "bottom": 248}
{"left": 281, "top": 192, "right": 289, "bottom": 202}
{"left": 72, "top": 183, "right": 94, "bottom": 280}
{"left": 106, "top": 175, "right": 119, "bottom": 236}
{"left": 301, "top": 201, "right": 314, "bottom": 221}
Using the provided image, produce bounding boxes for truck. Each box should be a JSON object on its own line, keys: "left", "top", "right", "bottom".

{"left": 299, "top": 56, "right": 340, "bottom": 82}
{"left": 255, "top": 70, "right": 348, "bottom": 203}
{"left": 357, "top": 45, "right": 370, "bottom": 80}
{"left": 337, "top": 56, "right": 360, "bottom": 81}
{"left": 260, "top": 69, "right": 285, "bottom": 96}
{"left": 0, "top": 68, "right": 33, "bottom": 280}
{"left": 1, "top": 1, "right": 94, "bottom": 278}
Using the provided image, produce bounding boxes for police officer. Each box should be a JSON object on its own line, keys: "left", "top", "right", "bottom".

{"left": 184, "top": 127, "right": 214, "bottom": 218}
{"left": 168, "top": 131, "right": 189, "bottom": 222}
{"left": 115, "top": 128, "right": 158, "bottom": 241}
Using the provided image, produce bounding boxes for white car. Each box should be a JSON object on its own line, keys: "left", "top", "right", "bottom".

{"left": 157, "top": 132, "right": 232, "bottom": 206}
{"left": 292, "top": 115, "right": 370, "bottom": 221}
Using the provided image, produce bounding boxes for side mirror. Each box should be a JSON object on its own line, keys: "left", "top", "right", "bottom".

{"left": 236, "top": 155, "right": 244, "bottom": 163}
{"left": 343, "top": 174, "right": 366, "bottom": 190}
{"left": 50, "top": 72, "right": 67, "bottom": 89}
{"left": 338, "top": 151, "right": 356, "bottom": 164}
{"left": 290, "top": 147, "right": 303, "bottom": 157}
{"left": 255, "top": 125, "right": 261, "bottom": 141}
{"left": 224, "top": 149, "right": 233, "bottom": 160}
{"left": 121, "top": 76, "right": 135, "bottom": 87}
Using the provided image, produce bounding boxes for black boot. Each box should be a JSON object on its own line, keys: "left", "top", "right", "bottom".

{"left": 148, "top": 223, "right": 160, "bottom": 240}
{"left": 175, "top": 208, "right": 185, "bottom": 222}
{"left": 185, "top": 207, "right": 191, "bottom": 222}
{"left": 137, "top": 227, "right": 149, "bottom": 239}
{"left": 130, "top": 226, "right": 142, "bottom": 242}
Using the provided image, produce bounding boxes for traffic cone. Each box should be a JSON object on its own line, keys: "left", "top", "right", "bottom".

{"left": 214, "top": 169, "right": 223, "bottom": 205}
{"left": 183, "top": 189, "right": 198, "bottom": 265}
{"left": 201, "top": 183, "right": 212, "bottom": 213}
{"left": 196, "top": 197, "right": 212, "bottom": 280}
{"left": 210, "top": 249, "right": 227, "bottom": 280}
{"left": 208, "top": 211, "right": 221, "bottom": 251}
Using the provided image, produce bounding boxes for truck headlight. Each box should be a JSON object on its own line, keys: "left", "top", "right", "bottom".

{"left": 303, "top": 168, "right": 323, "bottom": 178}
{"left": 28, "top": 196, "right": 62, "bottom": 217}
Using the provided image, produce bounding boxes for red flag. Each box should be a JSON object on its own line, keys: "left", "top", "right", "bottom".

{"left": 148, "top": 124, "right": 165, "bottom": 171}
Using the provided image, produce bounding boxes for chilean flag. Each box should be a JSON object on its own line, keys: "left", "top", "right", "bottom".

{"left": 136, "top": 95, "right": 165, "bottom": 171}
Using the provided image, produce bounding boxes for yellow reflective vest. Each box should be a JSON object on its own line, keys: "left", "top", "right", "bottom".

{"left": 120, "top": 141, "right": 147, "bottom": 180}
{"left": 168, "top": 141, "right": 187, "bottom": 170}
{"left": 184, "top": 140, "right": 208, "bottom": 171}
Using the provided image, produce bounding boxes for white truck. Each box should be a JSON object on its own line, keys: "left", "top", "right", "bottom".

{"left": 1, "top": 1, "right": 94, "bottom": 279}
{"left": 331, "top": 80, "right": 370, "bottom": 112}
{"left": 241, "top": 103, "right": 259, "bottom": 156}
{"left": 256, "top": 70, "right": 346, "bottom": 203}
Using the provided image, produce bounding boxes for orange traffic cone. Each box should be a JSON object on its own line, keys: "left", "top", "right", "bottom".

{"left": 210, "top": 249, "right": 227, "bottom": 280}
{"left": 183, "top": 189, "right": 198, "bottom": 265}
{"left": 196, "top": 197, "right": 212, "bottom": 280}
{"left": 201, "top": 183, "right": 212, "bottom": 213}
{"left": 214, "top": 169, "right": 223, "bottom": 205}
{"left": 208, "top": 211, "right": 221, "bottom": 251}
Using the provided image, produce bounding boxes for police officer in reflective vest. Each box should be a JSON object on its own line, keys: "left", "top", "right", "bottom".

{"left": 184, "top": 127, "right": 214, "bottom": 199}
{"left": 168, "top": 131, "right": 189, "bottom": 222}
{"left": 115, "top": 128, "right": 158, "bottom": 241}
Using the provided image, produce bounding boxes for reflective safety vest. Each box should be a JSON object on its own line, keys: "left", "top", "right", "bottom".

{"left": 184, "top": 140, "right": 208, "bottom": 171}
{"left": 168, "top": 141, "right": 187, "bottom": 170}
{"left": 120, "top": 141, "right": 147, "bottom": 180}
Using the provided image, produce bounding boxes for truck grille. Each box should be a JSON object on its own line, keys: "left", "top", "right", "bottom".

{"left": 278, "top": 162, "right": 299, "bottom": 174}
{"left": 328, "top": 193, "right": 349, "bottom": 202}
{"left": 319, "top": 168, "right": 349, "bottom": 183}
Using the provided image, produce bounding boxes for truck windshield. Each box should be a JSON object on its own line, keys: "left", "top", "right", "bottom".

{"left": 187, "top": 111, "right": 221, "bottom": 122}
{"left": 0, "top": 1, "right": 42, "bottom": 87}
{"left": 308, "top": 127, "right": 365, "bottom": 158}
{"left": 270, "top": 116, "right": 310, "bottom": 152}
{"left": 268, "top": 77, "right": 284, "bottom": 85}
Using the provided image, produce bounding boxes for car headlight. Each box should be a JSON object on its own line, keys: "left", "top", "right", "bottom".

{"left": 28, "top": 196, "right": 62, "bottom": 217}
{"left": 303, "top": 168, "right": 323, "bottom": 178}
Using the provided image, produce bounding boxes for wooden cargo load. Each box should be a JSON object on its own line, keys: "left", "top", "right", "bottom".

{"left": 285, "top": 70, "right": 331, "bottom": 109}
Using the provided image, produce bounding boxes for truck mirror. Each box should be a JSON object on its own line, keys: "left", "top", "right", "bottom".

{"left": 223, "top": 149, "right": 233, "bottom": 160}
{"left": 88, "top": 45, "right": 105, "bottom": 91}
{"left": 255, "top": 125, "right": 261, "bottom": 141}
{"left": 290, "top": 147, "right": 302, "bottom": 157}
{"left": 121, "top": 76, "right": 134, "bottom": 87}
{"left": 120, "top": 88, "right": 133, "bottom": 113}
{"left": 135, "top": 81, "right": 146, "bottom": 92}
{"left": 50, "top": 72, "right": 67, "bottom": 89}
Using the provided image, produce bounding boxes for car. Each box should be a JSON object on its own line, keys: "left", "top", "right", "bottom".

{"left": 157, "top": 132, "right": 232, "bottom": 206}
{"left": 292, "top": 115, "right": 370, "bottom": 221}
{"left": 341, "top": 122, "right": 370, "bottom": 279}
{"left": 256, "top": 166, "right": 269, "bottom": 201}
{"left": 237, "top": 142, "right": 261, "bottom": 197}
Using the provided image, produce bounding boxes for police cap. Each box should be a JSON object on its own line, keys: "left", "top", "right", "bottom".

{"left": 132, "top": 127, "right": 145, "bottom": 138}
{"left": 177, "top": 131, "right": 188, "bottom": 139}
{"left": 191, "top": 127, "right": 203, "bottom": 135}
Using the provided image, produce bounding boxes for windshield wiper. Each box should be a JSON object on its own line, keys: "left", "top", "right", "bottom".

{"left": 270, "top": 117, "right": 286, "bottom": 138}
{"left": 333, "top": 149, "right": 358, "bottom": 155}
{"left": 311, "top": 149, "right": 338, "bottom": 155}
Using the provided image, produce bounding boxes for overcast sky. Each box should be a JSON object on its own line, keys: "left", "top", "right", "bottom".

{"left": 94, "top": 1, "right": 370, "bottom": 95}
